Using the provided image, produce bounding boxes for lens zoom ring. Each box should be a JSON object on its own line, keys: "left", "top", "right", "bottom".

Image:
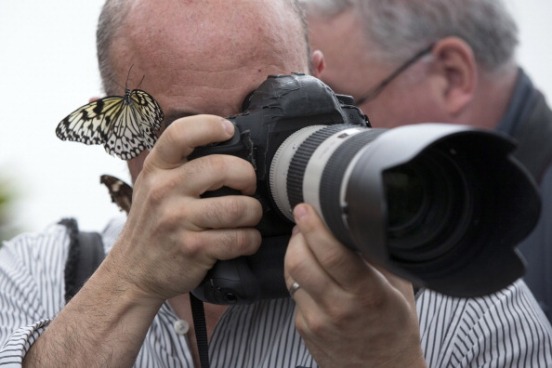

{"left": 319, "top": 130, "right": 383, "bottom": 246}
{"left": 287, "top": 125, "right": 351, "bottom": 209}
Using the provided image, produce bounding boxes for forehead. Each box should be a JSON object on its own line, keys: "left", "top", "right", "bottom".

{"left": 111, "top": 0, "right": 309, "bottom": 118}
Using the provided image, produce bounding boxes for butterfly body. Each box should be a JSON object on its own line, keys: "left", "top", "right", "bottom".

{"left": 56, "top": 88, "right": 164, "bottom": 160}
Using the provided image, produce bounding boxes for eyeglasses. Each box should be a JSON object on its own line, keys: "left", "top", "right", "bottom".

{"left": 354, "top": 43, "right": 436, "bottom": 106}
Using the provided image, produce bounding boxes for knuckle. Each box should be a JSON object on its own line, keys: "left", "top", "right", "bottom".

{"left": 202, "top": 200, "right": 229, "bottom": 226}
{"left": 219, "top": 229, "right": 260, "bottom": 258}
{"left": 181, "top": 231, "right": 204, "bottom": 256}
{"left": 250, "top": 199, "right": 263, "bottom": 221}
{"left": 237, "top": 229, "right": 261, "bottom": 253}
{"left": 224, "top": 197, "right": 247, "bottom": 222}
{"left": 204, "top": 196, "right": 260, "bottom": 227}
{"left": 298, "top": 312, "right": 329, "bottom": 336}
{"left": 226, "top": 229, "right": 253, "bottom": 250}
{"left": 285, "top": 257, "right": 303, "bottom": 278}
{"left": 205, "top": 154, "right": 229, "bottom": 174}
{"left": 159, "top": 209, "right": 185, "bottom": 232}
{"left": 286, "top": 256, "right": 305, "bottom": 276}
{"left": 231, "top": 229, "right": 247, "bottom": 249}
{"left": 146, "top": 176, "right": 178, "bottom": 205}
{"left": 163, "top": 126, "right": 180, "bottom": 149}
{"left": 285, "top": 242, "right": 310, "bottom": 275}
{"left": 319, "top": 251, "right": 348, "bottom": 272}
{"left": 217, "top": 231, "right": 236, "bottom": 248}
{"left": 325, "top": 301, "right": 356, "bottom": 325}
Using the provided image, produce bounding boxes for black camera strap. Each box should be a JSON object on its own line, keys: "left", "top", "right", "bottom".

{"left": 190, "top": 293, "right": 211, "bottom": 368}
{"left": 60, "top": 218, "right": 105, "bottom": 303}
{"left": 61, "top": 218, "right": 212, "bottom": 366}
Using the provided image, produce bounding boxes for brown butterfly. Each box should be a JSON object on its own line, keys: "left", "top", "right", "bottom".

{"left": 100, "top": 174, "right": 133, "bottom": 214}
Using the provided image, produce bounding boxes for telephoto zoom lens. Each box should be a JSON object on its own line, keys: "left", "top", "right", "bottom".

{"left": 270, "top": 123, "right": 539, "bottom": 297}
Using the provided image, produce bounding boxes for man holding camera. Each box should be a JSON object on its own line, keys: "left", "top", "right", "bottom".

{"left": 303, "top": 0, "right": 552, "bottom": 322}
{"left": 1, "top": 0, "right": 551, "bottom": 367}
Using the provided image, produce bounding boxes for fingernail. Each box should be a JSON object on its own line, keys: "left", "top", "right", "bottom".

{"left": 222, "top": 119, "right": 234, "bottom": 135}
{"left": 293, "top": 204, "right": 308, "bottom": 222}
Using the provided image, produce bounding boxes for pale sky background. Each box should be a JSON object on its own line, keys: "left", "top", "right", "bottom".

{"left": 1, "top": 1, "right": 552, "bottom": 234}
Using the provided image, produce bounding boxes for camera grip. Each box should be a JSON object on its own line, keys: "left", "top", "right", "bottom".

{"left": 188, "top": 123, "right": 250, "bottom": 160}
{"left": 191, "top": 258, "right": 259, "bottom": 304}
{"left": 192, "top": 235, "right": 290, "bottom": 304}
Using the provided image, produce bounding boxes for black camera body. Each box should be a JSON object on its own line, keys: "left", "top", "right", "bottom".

{"left": 190, "top": 73, "right": 540, "bottom": 304}
{"left": 190, "top": 73, "right": 368, "bottom": 303}
{"left": 192, "top": 73, "right": 368, "bottom": 235}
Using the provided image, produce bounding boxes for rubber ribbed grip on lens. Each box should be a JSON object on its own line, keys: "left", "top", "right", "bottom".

{"left": 287, "top": 125, "right": 352, "bottom": 209}
{"left": 318, "top": 130, "right": 383, "bottom": 246}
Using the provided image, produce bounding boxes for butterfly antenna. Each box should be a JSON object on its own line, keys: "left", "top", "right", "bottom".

{"left": 125, "top": 64, "right": 135, "bottom": 91}
{"left": 137, "top": 74, "right": 146, "bottom": 89}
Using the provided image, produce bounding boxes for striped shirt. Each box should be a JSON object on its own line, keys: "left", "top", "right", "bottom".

{"left": 1, "top": 217, "right": 552, "bottom": 367}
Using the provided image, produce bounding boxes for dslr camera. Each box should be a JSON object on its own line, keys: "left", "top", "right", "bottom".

{"left": 190, "top": 73, "right": 540, "bottom": 304}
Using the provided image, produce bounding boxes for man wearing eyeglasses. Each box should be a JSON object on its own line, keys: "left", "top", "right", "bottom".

{"left": 303, "top": 0, "right": 552, "bottom": 321}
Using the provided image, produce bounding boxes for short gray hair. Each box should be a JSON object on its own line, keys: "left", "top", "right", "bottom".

{"left": 96, "top": 0, "right": 132, "bottom": 95}
{"left": 302, "top": 0, "right": 518, "bottom": 72}
{"left": 300, "top": 0, "right": 354, "bottom": 17}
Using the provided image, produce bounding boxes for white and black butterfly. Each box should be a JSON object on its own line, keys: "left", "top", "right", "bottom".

{"left": 100, "top": 174, "right": 133, "bottom": 214}
{"left": 56, "top": 87, "right": 164, "bottom": 160}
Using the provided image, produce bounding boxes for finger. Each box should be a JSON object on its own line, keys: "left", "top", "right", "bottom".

{"left": 284, "top": 229, "right": 328, "bottom": 294}
{"left": 148, "top": 115, "right": 234, "bottom": 169}
{"left": 284, "top": 226, "right": 358, "bottom": 318}
{"left": 183, "top": 195, "right": 263, "bottom": 229}
{"left": 284, "top": 230, "right": 360, "bottom": 312}
{"left": 182, "top": 227, "right": 261, "bottom": 262}
{"left": 291, "top": 203, "right": 374, "bottom": 290}
{"left": 177, "top": 154, "right": 257, "bottom": 196}
{"left": 285, "top": 229, "right": 406, "bottom": 327}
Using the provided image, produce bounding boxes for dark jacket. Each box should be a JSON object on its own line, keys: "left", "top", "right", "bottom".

{"left": 499, "top": 68, "right": 552, "bottom": 320}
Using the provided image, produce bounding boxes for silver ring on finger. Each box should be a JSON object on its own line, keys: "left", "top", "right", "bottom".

{"left": 288, "top": 281, "right": 301, "bottom": 297}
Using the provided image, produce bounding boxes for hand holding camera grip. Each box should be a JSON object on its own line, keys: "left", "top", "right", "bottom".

{"left": 188, "top": 125, "right": 270, "bottom": 304}
{"left": 191, "top": 235, "right": 289, "bottom": 304}
{"left": 187, "top": 124, "right": 249, "bottom": 199}
{"left": 192, "top": 258, "right": 259, "bottom": 304}
{"left": 188, "top": 122, "right": 246, "bottom": 160}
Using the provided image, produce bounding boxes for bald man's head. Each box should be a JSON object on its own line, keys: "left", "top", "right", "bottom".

{"left": 97, "top": 0, "right": 310, "bottom": 95}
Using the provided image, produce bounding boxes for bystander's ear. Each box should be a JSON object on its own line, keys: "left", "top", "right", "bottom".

{"left": 310, "top": 50, "right": 325, "bottom": 78}
{"left": 430, "top": 37, "right": 477, "bottom": 117}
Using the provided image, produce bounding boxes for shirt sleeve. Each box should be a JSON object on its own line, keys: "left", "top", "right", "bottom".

{"left": 0, "top": 321, "right": 50, "bottom": 366}
{"left": 0, "top": 226, "right": 69, "bottom": 366}
{"left": 418, "top": 279, "right": 552, "bottom": 367}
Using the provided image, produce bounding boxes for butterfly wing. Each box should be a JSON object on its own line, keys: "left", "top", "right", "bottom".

{"left": 100, "top": 174, "right": 133, "bottom": 214}
{"left": 104, "top": 90, "right": 164, "bottom": 159}
{"left": 104, "top": 98, "right": 148, "bottom": 160}
{"left": 56, "top": 89, "right": 164, "bottom": 160}
{"left": 130, "top": 89, "right": 163, "bottom": 149}
{"left": 56, "top": 97, "right": 125, "bottom": 145}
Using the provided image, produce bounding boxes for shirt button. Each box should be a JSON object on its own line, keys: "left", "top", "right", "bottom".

{"left": 174, "top": 319, "right": 190, "bottom": 335}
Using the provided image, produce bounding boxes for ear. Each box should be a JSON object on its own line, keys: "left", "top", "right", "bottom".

{"left": 310, "top": 50, "right": 325, "bottom": 78}
{"left": 430, "top": 37, "right": 477, "bottom": 116}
